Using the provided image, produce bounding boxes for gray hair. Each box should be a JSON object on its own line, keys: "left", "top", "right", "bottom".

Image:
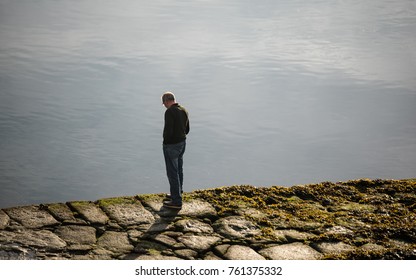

{"left": 162, "top": 92, "right": 175, "bottom": 103}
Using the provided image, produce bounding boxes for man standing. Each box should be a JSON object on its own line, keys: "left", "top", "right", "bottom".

{"left": 161, "top": 92, "right": 190, "bottom": 209}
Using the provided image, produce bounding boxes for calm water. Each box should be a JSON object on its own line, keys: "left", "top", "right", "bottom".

{"left": 0, "top": 0, "right": 415, "bottom": 208}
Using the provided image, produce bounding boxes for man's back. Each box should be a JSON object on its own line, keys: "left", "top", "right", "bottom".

{"left": 163, "top": 103, "right": 190, "bottom": 145}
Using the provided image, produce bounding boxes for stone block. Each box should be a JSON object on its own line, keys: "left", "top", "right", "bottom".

{"left": 259, "top": 242, "right": 323, "bottom": 260}
{"left": 4, "top": 206, "right": 59, "bottom": 229}
{"left": 177, "top": 235, "right": 221, "bottom": 251}
{"left": 68, "top": 201, "right": 109, "bottom": 225}
{"left": 175, "top": 219, "right": 214, "bottom": 234}
{"left": 222, "top": 245, "right": 266, "bottom": 260}
{"left": 142, "top": 199, "right": 217, "bottom": 218}
{"left": 0, "top": 229, "right": 66, "bottom": 250}
{"left": 213, "top": 216, "right": 261, "bottom": 239}
{"left": 99, "top": 198, "right": 155, "bottom": 226}
{"left": 312, "top": 241, "right": 355, "bottom": 255}
{"left": 97, "top": 231, "right": 134, "bottom": 254}
{"left": 55, "top": 225, "right": 96, "bottom": 250}
{"left": 0, "top": 210, "right": 9, "bottom": 229}
{"left": 46, "top": 203, "right": 84, "bottom": 224}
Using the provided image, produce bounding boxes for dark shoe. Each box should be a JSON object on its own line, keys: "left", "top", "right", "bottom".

{"left": 163, "top": 201, "right": 182, "bottom": 209}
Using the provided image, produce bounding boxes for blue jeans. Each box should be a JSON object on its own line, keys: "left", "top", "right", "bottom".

{"left": 163, "top": 141, "right": 186, "bottom": 205}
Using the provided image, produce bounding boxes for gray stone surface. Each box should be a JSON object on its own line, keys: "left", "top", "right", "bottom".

{"left": 4, "top": 206, "right": 59, "bottom": 229}
{"left": 0, "top": 210, "right": 9, "bottom": 230}
{"left": 273, "top": 229, "right": 316, "bottom": 242}
{"left": 46, "top": 203, "right": 84, "bottom": 224}
{"left": 135, "top": 254, "right": 182, "bottom": 260}
{"left": 174, "top": 249, "right": 198, "bottom": 259}
{"left": 143, "top": 199, "right": 217, "bottom": 218}
{"left": 134, "top": 240, "right": 169, "bottom": 254}
{"left": 100, "top": 201, "right": 155, "bottom": 227}
{"left": 68, "top": 201, "right": 109, "bottom": 225}
{"left": 203, "top": 251, "right": 223, "bottom": 260}
{"left": 175, "top": 219, "right": 214, "bottom": 234}
{"left": 313, "top": 241, "right": 355, "bottom": 255}
{"left": 55, "top": 225, "right": 96, "bottom": 251}
{"left": 0, "top": 179, "right": 414, "bottom": 260}
{"left": 152, "top": 233, "right": 184, "bottom": 249}
{"left": 222, "top": 245, "right": 266, "bottom": 260}
{"left": 0, "top": 229, "right": 66, "bottom": 250}
{"left": 259, "top": 242, "right": 323, "bottom": 260}
{"left": 325, "top": 226, "right": 354, "bottom": 236}
{"left": 141, "top": 219, "right": 176, "bottom": 233}
{"left": 214, "top": 216, "right": 261, "bottom": 239}
{"left": 0, "top": 248, "right": 36, "bottom": 260}
{"left": 360, "top": 243, "right": 386, "bottom": 253}
{"left": 96, "top": 231, "right": 134, "bottom": 254}
{"left": 177, "top": 235, "right": 221, "bottom": 251}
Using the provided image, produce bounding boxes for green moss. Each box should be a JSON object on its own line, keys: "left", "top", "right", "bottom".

{"left": 70, "top": 201, "right": 93, "bottom": 207}
{"left": 188, "top": 178, "right": 416, "bottom": 256}
{"left": 65, "top": 179, "right": 416, "bottom": 259}
{"left": 136, "top": 193, "right": 165, "bottom": 201}
{"left": 46, "top": 203, "right": 68, "bottom": 212}
{"left": 97, "top": 196, "right": 138, "bottom": 207}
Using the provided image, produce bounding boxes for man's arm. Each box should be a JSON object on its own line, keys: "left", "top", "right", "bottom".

{"left": 163, "top": 110, "right": 174, "bottom": 143}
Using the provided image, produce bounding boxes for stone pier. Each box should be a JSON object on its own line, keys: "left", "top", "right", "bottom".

{"left": 0, "top": 179, "right": 415, "bottom": 260}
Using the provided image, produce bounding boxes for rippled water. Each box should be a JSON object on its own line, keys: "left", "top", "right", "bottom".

{"left": 0, "top": 0, "right": 415, "bottom": 208}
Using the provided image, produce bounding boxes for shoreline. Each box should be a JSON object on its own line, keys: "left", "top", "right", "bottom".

{"left": 1, "top": 178, "right": 415, "bottom": 260}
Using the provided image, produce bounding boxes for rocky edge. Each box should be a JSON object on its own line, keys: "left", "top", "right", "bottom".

{"left": 0, "top": 179, "right": 415, "bottom": 260}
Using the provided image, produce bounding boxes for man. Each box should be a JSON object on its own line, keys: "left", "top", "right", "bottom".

{"left": 161, "top": 92, "right": 190, "bottom": 209}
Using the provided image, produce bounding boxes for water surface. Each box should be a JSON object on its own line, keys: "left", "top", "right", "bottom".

{"left": 0, "top": 0, "right": 415, "bottom": 208}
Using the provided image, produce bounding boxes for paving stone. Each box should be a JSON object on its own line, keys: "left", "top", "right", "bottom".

{"left": 127, "top": 229, "right": 144, "bottom": 243}
{"left": 175, "top": 219, "right": 214, "bottom": 234}
{"left": 55, "top": 225, "right": 96, "bottom": 250}
{"left": 68, "top": 201, "right": 109, "bottom": 225}
{"left": 360, "top": 243, "right": 386, "bottom": 253}
{"left": 177, "top": 235, "right": 221, "bottom": 251}
{"left": 0, "top": 210, "right": 9, "bottom": 229}
{"left": 0, "top": 179, "right": 413, "bottom": 260}
{"left": 0, "top": 231, "right": 16, "bottom": 245}
{"left": 152, "top": 233, "right": 184, "bottom": 249}
{"left": 222, "top": 245, "right": 266, "bottom": 260}
{"left": 134, "top": 240, "right": 169, "bottom": 254}
{"left": 312, "top": 241, "right": 355, "bottom": 255}
{"left": 79, "top": 248, "right": 114, "bottom": 260}
{"left": 4, "top": 206, "right": 59, "bottom": 229}
{"left": 325, "top": 226, "right": 354, "bottom": 235}
{"left": 213, "top": 244, "right": 230, "bottom": 256}
{"left": 0, "top": 248, "right": 37, "bottom": 260}
{"left": 143, "top": 199, "right": 217, "bottom": 218}
{"left": 273, "top": 229, "right": 316, "bottom": 242}
{"left": 141, "top": 219, "right": 176, "bottom": 233}
{"left": 135, "top": 254, "right": 183, "bottom": 260}
{"left": 96, "top": 231, "right": 134, "bottom": 254}
{"left": 213, "top": 216, "right": 261, "bottom": 239}
{"left": 174, "top": 249, "right": 198, "bottom": 259}
{"left": 259, "top": 242, "right": 323, "bottom": 260}
{"left": 46, "top": 203, "right": 84, "bottom": 224}
{"left": 99, "top": 199, "right": 155, "bottom": 226}
{"left": 236, "top": 208, "right": 268, "bottom": 220}
{"left": 203, "top": 251, "right": 223, "bottom": 260}
{"left": 0, "top": 229, "right": 66, "bottom": 250}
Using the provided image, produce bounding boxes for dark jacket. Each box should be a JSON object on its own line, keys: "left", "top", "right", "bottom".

{"left": 163, "top": 103, "right": 190, "bottom": 145}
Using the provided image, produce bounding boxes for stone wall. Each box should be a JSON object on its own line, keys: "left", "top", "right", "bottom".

{"left": 0, "top": 179, "right": 415, "bottom": 260}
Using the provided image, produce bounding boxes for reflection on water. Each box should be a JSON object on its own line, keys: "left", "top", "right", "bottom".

{"left": 0, "top": 0, "right": 415, "bottom": 207}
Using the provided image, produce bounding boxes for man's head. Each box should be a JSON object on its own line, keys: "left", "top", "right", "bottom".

{"left": 162, "top": 92, "right": 176, "bottom": 108}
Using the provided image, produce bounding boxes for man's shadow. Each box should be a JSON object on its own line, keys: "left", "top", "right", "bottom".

{"left": 145, "top": 205, "right": 181, "bottom": 232}
{"left": 123, "top": 203, "right": 181, "bottom": 259}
